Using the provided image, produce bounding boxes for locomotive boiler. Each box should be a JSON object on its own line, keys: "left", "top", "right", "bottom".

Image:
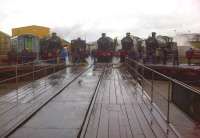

{"left": 96, "top": 33, "right": 114, "bottom": 63}
{"left": 145, "top": 32, "right": 159, "bottom": 64}
{"left": 120, "top": 32, "right": 134, "bottom": 62}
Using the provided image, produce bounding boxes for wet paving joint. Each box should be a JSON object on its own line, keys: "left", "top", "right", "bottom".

{"left": 0, "top": 66, "right": 90, "bottom": 137}
{"left": 3, "top": 65, "right": 195, "bottom": 138}
{"left": 9, "top": 67, "right": 102, "bottom": 138}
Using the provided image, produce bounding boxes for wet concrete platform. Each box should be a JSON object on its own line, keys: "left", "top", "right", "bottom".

{"left": 2, "top": 64, "right": 200, "bottom": 138}
{"left": 0, "top": 66, "right": 95, "bottom": 137}
{"left": 9, "top": 67, "right": 101, "bottom": 138}
{"left": 8, "top": 66, "right": 176, "bottom": 138}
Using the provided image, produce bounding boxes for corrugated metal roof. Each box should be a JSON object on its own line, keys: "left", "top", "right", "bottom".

{"left": 12, "top": 25, "right": 50, "bottom": 30}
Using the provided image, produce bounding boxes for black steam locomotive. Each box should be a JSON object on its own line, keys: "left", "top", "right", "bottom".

{"left": 96, "top": 33, "right": 114, "bottom": 63}
{"left": 71, "top": 37, "right": 87, "bottom": 63}
{"left": 145, "top": 32, "right": 159, "bottom": 63}
{"left": 40, "top": 33, "right": 62, "bottom": 60}
{"left": 120, "top": 32, "right": 134, "bottom": 62}
{"left": 145, "top": 32, "right": 178, "bottom": 64}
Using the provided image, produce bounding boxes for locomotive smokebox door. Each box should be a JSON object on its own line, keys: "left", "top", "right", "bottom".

{"left": 96, "top": 33, "right": 114, "bottom": 63}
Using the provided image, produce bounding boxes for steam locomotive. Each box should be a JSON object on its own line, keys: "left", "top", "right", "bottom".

{"left": 145, "top": 32, "right": 178, "bottom": 64}
{"left": 40, "top": 32, "right": 62, "bottom": 61}
{"left": 8, "top": 33, "right": 63, "bottom": 64}
{"left": 96, "top": 33, "right": 114, "bottom": 63}
{"left": 157, "top": 36, "right": 178, "bottom": 58}
{"left": 71, "top": 37, "right": 87, "bottom": 63}
{"left": 120, "top": 32, "right": 134, "bottom": 62}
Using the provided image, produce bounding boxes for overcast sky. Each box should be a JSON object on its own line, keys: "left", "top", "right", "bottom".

{"left": 0, "top": 0, "right": 200, "bottom": 41}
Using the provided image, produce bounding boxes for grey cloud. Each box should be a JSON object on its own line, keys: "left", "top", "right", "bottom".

{"left": 52, "top": 23, "right": 119, "bottom": 42}
{"left": 52, "top": 12, "right": 200, "bottom": 42}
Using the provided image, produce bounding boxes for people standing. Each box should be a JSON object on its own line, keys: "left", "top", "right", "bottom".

{"left": 186, "top": 48, "right": 193, "bottom": 66}
{"left": 162, "top": 47, "right": 168, "bottom": 65}
{"left": 156, "top": 47, "right": 161, "bottom": 64}
{"left": 91, "top": 49, "right": 96, "bottom": 65}
{"left": 60, "top": 47, "right": 68, "bottom": 64}
{"left": 173, "top": 48, "right": 179, "bottom": 66}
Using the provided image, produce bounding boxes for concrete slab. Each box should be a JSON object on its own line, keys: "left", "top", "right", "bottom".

{"left": 9, "top": 68, "right": 101, "bottom": 138}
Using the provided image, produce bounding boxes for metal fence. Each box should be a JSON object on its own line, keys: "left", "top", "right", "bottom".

{"left": 125, "top": 58, "right": 200, "bottom": 137}
{"left": 0, "top": 57, "right": 68, "bottom": 102}
{"left": 0, "top": 57, "right": 91, "bottom": 137}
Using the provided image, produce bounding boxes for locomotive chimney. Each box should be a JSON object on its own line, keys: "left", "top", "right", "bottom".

{"left": 126, "top": 32, "right": 131, "bottom": 37}
{"left": 152, "top": 32, "right": 156, "bottom": 38}
{"left": 52, "top": 32, "right": 57, "bottom": 37}
{"left": 102, "top": 33, "right": 106, "bottom": 37}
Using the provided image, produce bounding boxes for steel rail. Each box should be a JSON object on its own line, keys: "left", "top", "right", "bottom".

{"left": 0, "top": 67, "right": 79, "bottom": 119}
{"left": 126, "top": 60, "right": 172, "bottom": 122}
{"left": 0, "top": 67, "right": 77, "bottom": 105}
{"left": 0, "top": 68, "right": 79, "bottom": 121}
{"left": 121, "top": 65, "right": 180, "bottom": 137}
{"left": 126, "top": 58, "right": 200, "bottom": 95}
{"left": 0, "top": 63, "right": 66, "bottom": 84}
{"left": 126, "top": 63, "right": 169, "bottom": 102}
{"left": 2, "top": 65, "right": 93, "bottom": 138}
{"left": 78, "top": 66, "right": 105, "bottom": 138}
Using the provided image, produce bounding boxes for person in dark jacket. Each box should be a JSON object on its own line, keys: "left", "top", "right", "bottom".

{"left": 186, "top": 48, "right": 193, "bottom": 66}
{"left": 162, "top": 47, "right": 168, "bottom": 65}
{"left": 90, "top": 49, "right": 96, "bottom": 64}
{"left": 173, "top": 49, "right": 179, "bottom": 65}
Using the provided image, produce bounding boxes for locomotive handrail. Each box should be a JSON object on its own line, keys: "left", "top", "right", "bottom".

{"left": 126, "top": 58, "right": 200, "bottom": 95}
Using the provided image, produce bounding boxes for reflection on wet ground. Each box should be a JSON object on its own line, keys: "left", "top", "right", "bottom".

{"left": 9, "top": 66, "right": 101, "bottom": 138}
{"left": 0, "top": 65, "right": 94, "bottom": 137}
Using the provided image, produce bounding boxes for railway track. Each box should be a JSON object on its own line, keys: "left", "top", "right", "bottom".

{"left": 77, "top": 64, "right": 178, "bottom": 138}
{"left": 1, "top": 65, "right": 94, "bottom": 138}
{"left": 3, "top": 62, "right": 190, "bottom": 138}
{"left": 78, "top": 66, "right": 106, "bottom": 138}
